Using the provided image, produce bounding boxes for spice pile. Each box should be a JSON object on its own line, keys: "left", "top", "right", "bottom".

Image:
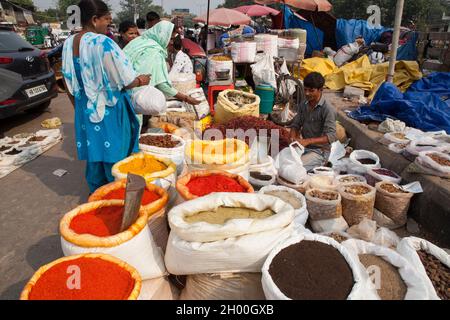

{"left": 5, "top": 148, "right": 21, "bottom": 155}
{"left": 185, "top": 206, "right": 274, "bottom": 224}
{"left": 417, "top": 250, "right": 450, "bottom": 300}
{"left": 344, "top": 185, "right": 371, "bottom": 196}
{"left": 28, "top": 257, "right": 135, "bottom": 300}
{"left": 357, "top": 158, "right": 377, "bottom": 165}
{"left": 310, "top": 190, "right": 339, "bottom": 201}
{"left": 70, "top": 206, "right": 125, "bottom": 237}
{"left": 139, "top": 135, "right": 180, "bottom": 148}
{"left": 372, "top": 168, "right": 399, "bottom": 178}
{"left": 338, "top": 176, "right": 365, "bottom": 184}
{"left": 380, "top": 183, "right": 408, "bottom": 194}
{"left": 186, "top": 174, "right": 246, "bottom": 197}
{"left": 328, "top": 233, "right": 349, "bottom": 243}
{"left": 28, "top": 136, "right": 46, "bottom": 142}
{"left": 359, "top": 254, "right": 407, "bottom": 300}
{"left": 269, "top": 241, "right": 354, "bottom": 300}
{"left": 102, "top": 188, "right": 161, "bottom": 205}
{"left": 223, "top": 91, "right": 256, "bottom": 108}
{"left": 0, "top": 146, "right": 10, "bottom": 152}
{"left": 428, "top": 154, "right": 450, "bottom": 167}
{"left": 211, "top": 55, "right": 231, "bottom": 61}
{"left": 118, "top": 156, "right": 166, "bottom": 176}
{"left": 250, "top": 172, "right": 273, "bottom": 181}
{"left": 208, "top": 116, "right": 291, "bottom": 151}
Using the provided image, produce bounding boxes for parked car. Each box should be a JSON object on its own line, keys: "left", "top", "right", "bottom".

{"left": 0, "top": 30, "right": 58, "bottom": 119}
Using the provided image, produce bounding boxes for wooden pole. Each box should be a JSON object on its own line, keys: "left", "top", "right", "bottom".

{"left": 387, "top": 0, "right": 405, "bottom": 83}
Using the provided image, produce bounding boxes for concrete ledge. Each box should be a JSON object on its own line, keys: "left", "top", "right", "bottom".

{"left": 325, "top": 91, "right": 450, "bottom": 246}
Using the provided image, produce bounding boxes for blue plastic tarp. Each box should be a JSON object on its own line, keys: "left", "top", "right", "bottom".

{"left": 336, "top": 19, "right": 418, "bottom": 61}
{"left": 349, "top": 81, "right": 450, "bottom": 134}
{"left": 336, "top": 19, "right": 387, "bottom": 49}
{"left": 283, "top": 5, "right": 324, "bottom": 55}
{"left": 396, "top": 31, "right": 418, "bottom": 61}
{"left": 408, "top": 72, "right": 450, "bottom": 98}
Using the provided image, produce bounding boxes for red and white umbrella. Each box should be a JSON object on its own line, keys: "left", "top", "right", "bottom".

{"left": 233, "top": 4, "right": 280, "bottom": 17}
{"left": 193, "top": 8, "right": 252, "bottom": 26}
{"left": 255, "top": 0, "right": 332, "bottom": 12}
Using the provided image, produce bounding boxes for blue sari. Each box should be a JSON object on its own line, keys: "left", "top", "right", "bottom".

{"left": 62, "top": 33, "right": 139, "bottom": 192}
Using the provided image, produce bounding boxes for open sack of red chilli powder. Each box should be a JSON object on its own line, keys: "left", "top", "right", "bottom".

{"left": 176, "top": 170, "right": 254, "bottom": 200}
{"left": 59, "top": 200, "right": 167, "bottom": 280}
{"left": 20, "top": 253, "right": 141, "bottom": 300}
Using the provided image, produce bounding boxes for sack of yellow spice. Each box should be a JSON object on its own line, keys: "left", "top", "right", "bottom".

{"left": 112, "top": 153, "right": 176, "bottom": 190}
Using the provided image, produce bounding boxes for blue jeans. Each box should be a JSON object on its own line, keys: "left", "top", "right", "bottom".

{"left": 301, "top": 148, "right": 329, "bottom": 172}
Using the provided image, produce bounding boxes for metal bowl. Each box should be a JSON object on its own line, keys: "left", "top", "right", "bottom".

{"left": 215, "top": 69, "right": 230, "bottom": 80}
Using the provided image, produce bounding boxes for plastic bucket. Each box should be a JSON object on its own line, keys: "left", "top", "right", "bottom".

{"left": 255, "top": 85, "right": 275, "bottom": 114}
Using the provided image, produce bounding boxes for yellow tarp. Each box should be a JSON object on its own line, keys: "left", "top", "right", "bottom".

{"left": 300, "top": 57, "right": 338, "bottom": 79}
{"left": 300, "top": 56, "right": 423, "bottom": 100}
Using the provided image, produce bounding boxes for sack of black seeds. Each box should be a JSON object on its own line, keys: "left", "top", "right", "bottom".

{"left": 180, "top": 273, "right": 265, "bottom": 300}
{"left": 261, "top": 233, "right": 378, "bottom": 300}
{"left": 397, "top": 237, "right": 450, "bottom": 300}
{"left": 343, "top": 239, "right": 430, "bottom": 300}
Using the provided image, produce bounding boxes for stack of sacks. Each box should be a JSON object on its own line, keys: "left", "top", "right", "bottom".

{"left": 165, "top": 193, "right": 297, "bottom": 300}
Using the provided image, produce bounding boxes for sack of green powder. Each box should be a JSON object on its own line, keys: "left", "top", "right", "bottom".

{"left": 167, "top": 193, "right": 295, "bottom": 243}
{"left": 343, "top": 239, "right": 431, "bottom": 300}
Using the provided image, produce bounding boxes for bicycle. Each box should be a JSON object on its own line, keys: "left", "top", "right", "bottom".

{"left": 269, "top": 57, "right": 305, "bottom": 127}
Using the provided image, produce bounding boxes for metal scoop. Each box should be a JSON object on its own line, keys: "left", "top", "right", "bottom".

{"left": 120, "top": 173, "right": 146, "bottom": 232}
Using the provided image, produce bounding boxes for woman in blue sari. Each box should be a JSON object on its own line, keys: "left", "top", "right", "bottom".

{"left": 62, "top": 0, "right": 150, "bottom": 192}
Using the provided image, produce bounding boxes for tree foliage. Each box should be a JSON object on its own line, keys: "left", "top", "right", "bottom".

{"left": 9, "top": 0, "right": 35, "bottom": 10}
{"left": 329, "top": 0, "right": 450, "bottom": 29}
{"left": 218, "top": 0, "right": 255, "bottom": 9}
{"left": 116, "top": 0, "right": 164, "bottom": 23}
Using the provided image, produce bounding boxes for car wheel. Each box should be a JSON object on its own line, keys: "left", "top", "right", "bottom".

{"left": 26, "top": 100, "right": 51, "bottom": 113}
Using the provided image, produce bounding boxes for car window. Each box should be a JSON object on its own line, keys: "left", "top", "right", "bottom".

{"left": 0, "top": 31, "right": 34, "bottom": 52}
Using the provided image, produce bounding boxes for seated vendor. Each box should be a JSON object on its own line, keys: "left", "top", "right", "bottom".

{"left": 290, "top": 72, "right": 337, "bottom": 172}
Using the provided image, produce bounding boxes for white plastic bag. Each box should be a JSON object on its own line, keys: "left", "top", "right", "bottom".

{"left": 372, "top": 227, "right": 400, "bottom": 249}
{"left": 165, "top": 224, "right": 294, "bottom": 275}
{"left": 417, "top": 151, "right": 450, "bottom": 174}
{"left": 373, "top": 208, "right": 405, "bottom": 230}
{"left": 168, "top": 192, "right": 295, "bottom": 243}
{"left": 259, "top": 185, "right": 309, "bottom": 227}
{"left": 378, "top": 118, "right": 406, "bottom": 133}
{"left": 132, "top": 85, "right": 167, "bottom": 116}
{"left": 310, "top": 216, "right": 349, "bottom": 233}
{"left": 61, "top": 224, "right": 167, "bottom": 280}
{"left": 333, "top": 42, "right": 361, "bottom": 67}
{"left": 251, "top": 53, "right": 277, "bottom": 90}
{"left": 397, "top": 237, "right": 450, "bottom": 300}
{"left": 261, "top": 233, "right": 378, "bottom": 300}
{"left": 346, "top": 218, "right": 377, "bottom": 242}
{"left": 384, "top": 132, "right": 410, "bottom": 144}
{"left": 274, "top": 142, "right": 308, "bottom": 185}
{"left": 406, "top": 138, "right": 444, "bottom": 156}
{"left": 349, "top": 150, "right": 381, "bottom": 173}
{"left": 342, "top": 239, "right": 431, "bottom": 300}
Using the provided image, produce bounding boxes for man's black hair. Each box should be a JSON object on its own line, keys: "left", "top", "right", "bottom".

{"left": 119, "top": 20, "right": 136, "bottom": 34}
{"left": 136, "top": 18, "right": 146, "bottom": 29}
{"left": 173, "top": 35, "right": 183, "bottom": 51}
{"left": 303, "top": 72, "right": 325, "bottom": 89}
{"left": 146, "top": 11, "right": 160, "bottom": 23}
